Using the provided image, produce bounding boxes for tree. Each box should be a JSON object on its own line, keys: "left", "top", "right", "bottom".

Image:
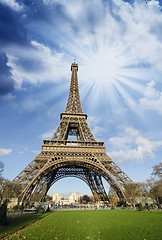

{"left": 125, "top": 183, "right": 139, "bottom": 207}
{"left": 146, "top": 163, "right": 162, "bottom": 206}
{"left": 152, "top": 163, "right": 162, "bottom": 179}
{"left": 44, "top": 195, "right": 52, "bottom": 202}
{"left": 80, "top": 195, "right": 91, "bottom": 204}
{"left": 0, "top": 178, "right": 21, "bottom": 200}
{"left": 0, "top": 162, "right": 4, "bottom": 202}
{"left": 0, "top": 162, "right": 21, "bottom": 209}
{"left": 134, "top": 182, "right": 150, "bottom": 199}
{"left": 124, "top": 164, "right": 162, "bottom": 207}
{"left": 147, "top": 177, "right": 162, "bottom": 205}
{"left": 110, "top": 198, "right": 117, "bottom": 205}
{"left": 108, "top": 187, "right": 118, "bottom": 203}
{"left": 138, "top": 202, "right": 143, "bottom": 211}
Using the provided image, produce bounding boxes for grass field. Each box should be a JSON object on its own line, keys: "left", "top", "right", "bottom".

{"left": 0, "top": 213, "right": 51, "bottom": 239}
{"left": 1, "top": 210, "right": 162, "bottom": 240}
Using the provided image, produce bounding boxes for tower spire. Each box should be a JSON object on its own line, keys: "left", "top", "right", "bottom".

{"left": 65, "top": 61, "right": 83, "bottom": 114}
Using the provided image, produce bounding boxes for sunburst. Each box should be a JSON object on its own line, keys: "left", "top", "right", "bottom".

{"left": 77, "top": 43, "right": 153, "bottom": 114}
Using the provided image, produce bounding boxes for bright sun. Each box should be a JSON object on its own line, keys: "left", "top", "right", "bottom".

{"left": 89, "top": 46, "right": 120, "bottom": 85}
{"left": 80, "top": 44, "right": 134, "bottom": 87}
{"left": 78, "top": 44, "right": 152, "bottom": 111}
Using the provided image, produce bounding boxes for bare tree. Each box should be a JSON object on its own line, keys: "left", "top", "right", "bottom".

{"left": 0, "top": 162, "right": 4, "bottom": 202}
{"left": 108, "top": 187, "right": 118, "bottom": 204}
{"left": 125, "top": 183, "right": 140, "bottom": 207}
{"left": 152, "top": 162, "right": 162, "bottom": 179}
{"left": 146, "top": 163, "right": 162, "bottom": 206}
{"left": 147, "top": 177, "right": 162, "bottom": 206}
{"left": 0, "top": 178, "right": 21, "bottom": 200}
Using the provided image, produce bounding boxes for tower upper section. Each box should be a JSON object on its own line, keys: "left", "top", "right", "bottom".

{"left": 65, "top": 61, "right": 83, "bottom": 114}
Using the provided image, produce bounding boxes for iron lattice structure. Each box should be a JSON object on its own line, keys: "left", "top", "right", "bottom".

{"left": 13, "top": 61, "right": 133, "bottom": 204}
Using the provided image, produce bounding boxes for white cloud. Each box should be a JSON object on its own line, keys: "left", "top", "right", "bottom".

{"left": 61, "top": 0, "right": 85, "bottom": 21}
{"left": 0, "top": 148, "right": 12, "bottom": 156}
{"left": 32, "top": 150, "right": 40, "bottom": 155}
{"left": 18, "top": 151, "right": 24, "bottom": 154}
{"left": 4, "top": 0, "right": 162, "bottom": 101}
{"left": 7, "top": 42, "right": 70, "bottom": 86}
{"left": 31, "top": 41, "right": 51, "bottom": 58}
{"left": 99, "top": 0, "right": 162, "bottom": 72}
{"left": 55, "top": 0, "right": 162, "bottom": 72}
{"left": 21, "top": 98, "right": 44, "bottom": 112}
{"left": 92, "top": 126, "right": 105, "bottom": 139}
{"left": 87, "top": 116, "right": 105, "bottom": 139}
{"left": 6, "top": 54, "right": 23, "bottom": 89}
{"left": 109, "top": 126, "right": 162, "bottom": 164}
{"left": 0, "top": 0, "right": 23, "bottom": 11}
{"left": 18, "top": 147, "right": 27, "bottom": 155}
{"left": 139, "top": 81, "right": 162, "bottom": 114}
{"left": 2, "top": 93, "right": 16, "bottom": 100}
{"left": 12, "top": 96, "right": 45, "bottom": 112}
{"left": 41, "top": 129, "right": 55, "bottom": 139}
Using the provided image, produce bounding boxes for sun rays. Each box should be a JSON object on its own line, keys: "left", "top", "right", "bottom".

{"left": 75, "top": 42, "right": 152, "bottom": 116}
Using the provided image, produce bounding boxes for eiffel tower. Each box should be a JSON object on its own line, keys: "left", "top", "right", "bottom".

{"left": 13, "top": 61, "right": 133, "bottom": 204}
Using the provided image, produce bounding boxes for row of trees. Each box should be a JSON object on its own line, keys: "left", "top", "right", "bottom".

{"left": 0, "top": 161, "right": 22, "bottom": 203}
{"left": 108, "top": 162, "right": 162, "bottom": 207}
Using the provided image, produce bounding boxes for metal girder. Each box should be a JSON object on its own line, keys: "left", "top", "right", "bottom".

{"left": 11, "top": 61, "right": 133, "bottom": 205}
{"left": 65, "top": 62, "right": 83, "bottom": 114}
{"left": 13, "top": 151, "right": 132, "bottom": 204}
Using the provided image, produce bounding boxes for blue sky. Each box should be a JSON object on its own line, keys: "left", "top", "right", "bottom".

{"left": 0, "top": 0, "right": 162, "bottom": 197}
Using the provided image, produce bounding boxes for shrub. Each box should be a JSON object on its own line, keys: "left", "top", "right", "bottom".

{"left": 18, "top": 205, "right": 23, "bottom": 211}
{"left": 111, "top": 204, "right": 115, "bottom": 209}
{"left": 138, "top": 202, "right": 143, "bottom": 211}
{"left": 36, "top": 205, "right": 43, "bottom": 214}
{"left": 13, "top": 205, "right": 18, "bottom": 211}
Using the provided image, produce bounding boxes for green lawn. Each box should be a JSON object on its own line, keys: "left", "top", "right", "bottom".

{"left": 1, "top": 210, "right": 162, "bottom": 240}
{"left": 0, "top": 212, "right": 51, "bottom": 239}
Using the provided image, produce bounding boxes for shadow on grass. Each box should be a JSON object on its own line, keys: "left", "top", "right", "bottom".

{"left": 0, "top": 212, "right": 52, "bottom": 239}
